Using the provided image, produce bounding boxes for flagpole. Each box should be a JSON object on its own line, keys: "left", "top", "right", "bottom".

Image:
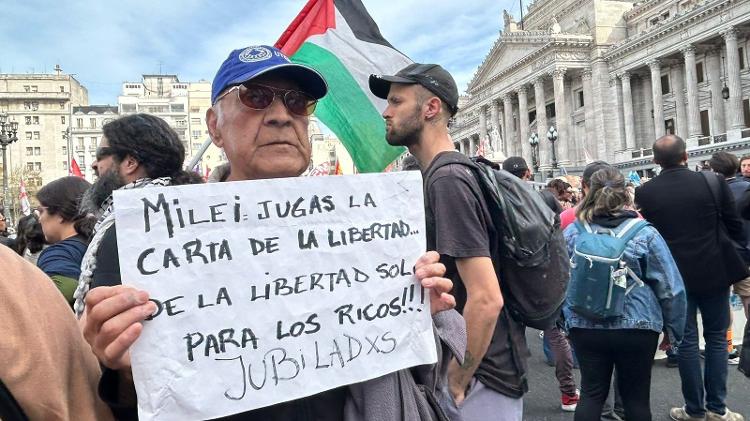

{"left": 186, "top": 137, "right": 212, "bottom": 171}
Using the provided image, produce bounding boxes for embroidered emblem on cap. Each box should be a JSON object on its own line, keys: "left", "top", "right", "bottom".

{"left": 239, "top": 46, "right": 273, "bottom": 63}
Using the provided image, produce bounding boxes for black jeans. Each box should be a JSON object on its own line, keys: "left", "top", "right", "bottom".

{"left": 569, "top": 328, "right": 659, "bottom": 421}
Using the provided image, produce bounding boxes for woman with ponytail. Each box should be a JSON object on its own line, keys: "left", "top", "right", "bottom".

{"left": 35, "top": 176, "right": 95, "bottom": 307}
{"left": 562, "top": 167, "right": 687, "bottom": 421}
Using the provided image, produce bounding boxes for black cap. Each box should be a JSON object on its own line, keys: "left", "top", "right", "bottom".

{"left": 582, "top": 160, "right": 613, "bottom": 185}
{"left": 502, "top": 156, "right": 529, "bottom": 173}
{"left": 369, "top": 63, "right": 459, "bottom": 115}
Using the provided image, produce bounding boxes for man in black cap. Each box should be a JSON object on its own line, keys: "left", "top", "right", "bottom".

{"left": 371, "top": 64, "right": 526, "bottom": 421}
{"left": 502, "top": 156, "right": 532, "bottom": 180}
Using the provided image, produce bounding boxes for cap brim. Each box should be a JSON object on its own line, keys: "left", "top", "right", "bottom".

{"left": 227, "top": 63, "right": 328, "bottom": 100}
{"left": 368, "top": 74, "right": 417, "bottom": 100}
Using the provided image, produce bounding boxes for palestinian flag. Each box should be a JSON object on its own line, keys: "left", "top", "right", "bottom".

{"left": 276, "top": 0, "right": 412, "bottom": 173}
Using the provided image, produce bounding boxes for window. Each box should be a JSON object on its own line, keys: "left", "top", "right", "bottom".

{"left": 61, "top": 116, "right": 66, "bottom": 124}
{"left": 32, "top": 116, "right": 39, "bottom": 125}
{"left": 171, "top": 104, "right": 185, "bottom": 112}
{"left": 34, "top": 162, "right": 41, "bottom": 172}
{"left": 191, "top": 118, "right": 201, "bottom": 125}
{"left": 90, "top": 137, "right": 97, "bottom": 147}
{"left": 24, "top": 102, "right": 31, "bottom": 110}
{"left": 25, "top": 116, "right": 31, "bottom": 124}
{"left": 700, "top": 109, "right": 710, "bottom": 136}
{"left": 740, "top": 48, "right": 746, "bottom": 70}
{"left": 743, "top": 99, "right": 750, "bottom": 127}
{"left": 30, "top": 85, "right": 38, "bottom": 93}
{"left": 26, "top": 162, "right": 34, "bottom": 171}
{"left": 62, "top": 161, "right": 68, "bottom": 170}
{"left": 77, "top": 137, "right": 84, "bottom": 149}
{"left": 33, "top": 131, "right": 40, "bottom": 140}
{"left": 192, "top": 142, "right": 203, "bottom": 150}
{"left": 61, "top": 146, "right": 67, "bottom": 155}
{"left": 23, "top": 85, "right": 30, "bottom": 92}
{"left": 546, "top": 103, "right": 556, "bottom": 118}
{"left": 696, "top": 62, "right": 705, "bottom": 83}
{"left": 25, "top": 147, "right": 33, "bottom": 156}
{"left": 661, "top": 74, "right": 671, "bottom": 94}
{"left": 528, "top": 110, "right": 537, "bottom": 124}
{"left": 31, "top": 102, "right": 38, "bottom": 110}
{"left": 60, "top": 85, "right": 65, "bottom": 93}
{"left": 176, "top": 119, "right": 186, "bottom": 127}
{"left": 59, "top": 102, "right": 65, "bottom": 109}
{"left": 121, "top": 104, "right": 137, "bottom": 113}
{"left": 576, "top": 90, "right": 585, "bottom": 108}
{"left": 34, "top": 147, "right": 41, "bottom": 156}
{"left": 661, "top": 11, "right": 670, "bottom": 20}
{"left": 192, "top": 130, "right": 202, "bottom": 138}
{"left": 76, "top": 118, "right": 83, "bottom": 128}
{"left": 25, "top": 132, "right": 32, "bottom": 140}
{"left": 190, "top": 107, "right": 201, "bottom": 113}
{"left": 90, "top": 118, "right": 96, "bottom": 128}
{"left": 649, "top": 17, "right": 659, "bottom": 26}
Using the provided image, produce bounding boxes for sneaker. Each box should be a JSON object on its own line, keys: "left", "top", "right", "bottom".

{"left": 728, "top": 349, "right": 740, "bottom": 365}
{"left": 561, "top": 389, "right": 580, "bottom": 412}
{"left": 670, "top": 406, "right": 706, "bottom": 420}
{"left": 707, "top": 408, "right": 745, "bottom": 421}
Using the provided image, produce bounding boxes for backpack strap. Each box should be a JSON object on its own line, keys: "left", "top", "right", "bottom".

{"left": 574, "top": 220, "right": 594, "bottom": 234}
{"left": 615, "top": 218, "right": 649, "bottom": 243}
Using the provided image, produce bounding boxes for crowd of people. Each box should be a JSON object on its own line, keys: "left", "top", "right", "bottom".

{"left": 0, "top": 44, "right": 748, "bottom": 421}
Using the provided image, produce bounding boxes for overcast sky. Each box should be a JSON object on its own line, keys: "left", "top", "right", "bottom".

{"left": 0, "top": 0, "right": 524, "bottom": 104}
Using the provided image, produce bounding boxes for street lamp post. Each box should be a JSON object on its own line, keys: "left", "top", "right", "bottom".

{"left": 547, "top": 125, "right": 559, "bottom": 178}
{"left": 0, "top": 113, "right": 20, "bottom": 223}
{"left": 528, "top": 133, "right": 540, "bottom": 177}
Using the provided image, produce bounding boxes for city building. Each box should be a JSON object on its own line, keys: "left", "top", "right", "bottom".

{"left": 187, "top": 80, "right": 224, "bottom": 175}
{"left": 0, "top": 67, "right": 88, "bottom": 186}
{"left": 70, "top": 105, "right": 118, "bottom": 181}
{"left": 308, "top": 116, "right": 356, "bottom": 175}
{"left": 451, "top": 0, "right": 750, "bottom": 177}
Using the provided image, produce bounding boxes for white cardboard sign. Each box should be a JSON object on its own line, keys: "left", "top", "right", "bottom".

{"left": 113, "top": 172, "right": 436, "bottom": 421}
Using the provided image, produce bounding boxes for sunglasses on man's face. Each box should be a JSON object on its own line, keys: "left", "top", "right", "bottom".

{"left": 95, "top": 146, "right": 117, "bottom": 161}
{"left": 216, "top": 83, "right": 318, "bottom": 116}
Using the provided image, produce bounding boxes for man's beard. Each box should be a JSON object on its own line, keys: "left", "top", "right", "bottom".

{"left": 80, "top": 168, "right": 127, "bottom": 216}
{"left": 385, "top": 108, "right": 423, "bottom": 147}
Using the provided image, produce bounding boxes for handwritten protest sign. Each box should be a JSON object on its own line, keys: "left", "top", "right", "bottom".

{"left": 113, "top": 172, "right": 436, "bottom": 421}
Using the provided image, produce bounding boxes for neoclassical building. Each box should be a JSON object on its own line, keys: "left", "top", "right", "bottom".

{"left": 451, "top": 0, "right": 750, "bottom": 176}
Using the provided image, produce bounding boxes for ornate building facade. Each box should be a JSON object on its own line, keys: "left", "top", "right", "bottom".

{"left": 451, "top": 0, "right": 750, "bottom": 176}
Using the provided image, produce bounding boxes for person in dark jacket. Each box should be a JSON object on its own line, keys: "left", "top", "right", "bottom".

{"left": 635, "top": 135, "right": 747, "bottom": 421}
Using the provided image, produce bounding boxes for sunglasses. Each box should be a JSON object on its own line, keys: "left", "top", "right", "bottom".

{"left": 95, "top": 146, "right": 117, "bottom": 161}
{"left": 216, "top": 83, "right": 317, "bottom": 116}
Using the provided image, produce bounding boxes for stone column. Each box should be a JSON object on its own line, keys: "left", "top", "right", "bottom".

{"left": 671, "top": 64, "right": 688, "bottom": 137}
{"left": 582, "top": 68, "right": 596, "bottom": 160}
{"left": 469, "top": 136, "right": 476, "bottom": 157}
{"left": 478, "top": 105, "right": 488, "bottom": 146}
{"left": 534, "top": 77, "right": 549, "bottom": 166}
{"left": 649, "top": 60, "right": 665, "bottom": 137}
{"left": 457, "top": 140, "right": 465, "bottom": 155}
{"left": 517, "top": 85, "right": 530, "bottom": 163}
{"left": 621, "top": 72, "right": 637, "bottom": 149}
{"left": 642, "top": 74, "right": 656, "bottom": 145}
{"left": 706, "top": 49, "right": 726, "bottom": 135}
{"left": 552, "top": 68, "right": 570, "bottom": 163}
{"left": 503, "top": 93, "right": 514, "bottom": 157}
{"left": 683, "top": 45, "right": 703, "bottom": 138}
{"left": 611, "top": 75, "right": 626, "bottom": 150}
{"left": 490, "top": 100, "right": 501, "bottom": 153}
{"left": 723, "top": 27, "right": 745, "bottom": 130}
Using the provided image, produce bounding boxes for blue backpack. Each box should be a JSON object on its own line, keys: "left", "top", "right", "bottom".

{"left": 569, "top": 218, "right": 649, "bottom": 320}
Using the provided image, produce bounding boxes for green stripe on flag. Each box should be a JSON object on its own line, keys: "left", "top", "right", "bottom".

{"left": 292, "top": 42, "right": 404, "bottom": 173}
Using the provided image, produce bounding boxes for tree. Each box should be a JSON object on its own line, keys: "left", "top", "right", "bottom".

{"left": 0, "top": 163, "right": 42, "bottom": 226}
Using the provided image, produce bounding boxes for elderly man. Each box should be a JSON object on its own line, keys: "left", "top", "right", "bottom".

{"left": 82, "top": 46, "right": 459, "bottom": 421}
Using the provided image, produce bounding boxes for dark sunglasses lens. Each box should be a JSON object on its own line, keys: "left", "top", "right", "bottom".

{"left": 284, "top": 91, "right": 317, "bottom": 116}
{"left": 240, "top": 85, "right": 275, "bottom": 110}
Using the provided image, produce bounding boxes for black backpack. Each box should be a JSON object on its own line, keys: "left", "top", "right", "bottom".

{"left": 424, "top": 153, "right": 569, "bottom": 330}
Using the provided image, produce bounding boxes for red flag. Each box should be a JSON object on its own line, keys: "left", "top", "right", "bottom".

{"left": 70, "top": 158, "right": 84, "bottom": 178}
{"left": 334, "top": 159, "right": 343, "bottom": 175}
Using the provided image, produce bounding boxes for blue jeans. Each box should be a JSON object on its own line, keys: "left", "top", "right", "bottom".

{"left": 678, "top": 288, "right": 730, "bottom": 417}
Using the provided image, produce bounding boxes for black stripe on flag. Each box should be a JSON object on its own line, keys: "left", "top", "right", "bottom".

{"left": 334, "top": 0, "right": 399, "bottom": 51}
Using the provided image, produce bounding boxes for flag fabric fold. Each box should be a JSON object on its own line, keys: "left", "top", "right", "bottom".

{"left": 19, "top": 179, "right": 31, "bottom": 216}
{"left": 276, "top": 0, "right": 411, "bottom": 173}
{"left": 70, "top": 159, "right": 84, "bottom": 178}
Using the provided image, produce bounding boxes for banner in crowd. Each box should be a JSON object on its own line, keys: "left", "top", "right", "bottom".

{"left": 113, "top": 172, "right": 435, "bottom": 421}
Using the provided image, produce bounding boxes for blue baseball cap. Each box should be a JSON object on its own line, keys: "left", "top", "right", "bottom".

{"left": 211, "top": 45, "right": 328, "bottom": 104}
